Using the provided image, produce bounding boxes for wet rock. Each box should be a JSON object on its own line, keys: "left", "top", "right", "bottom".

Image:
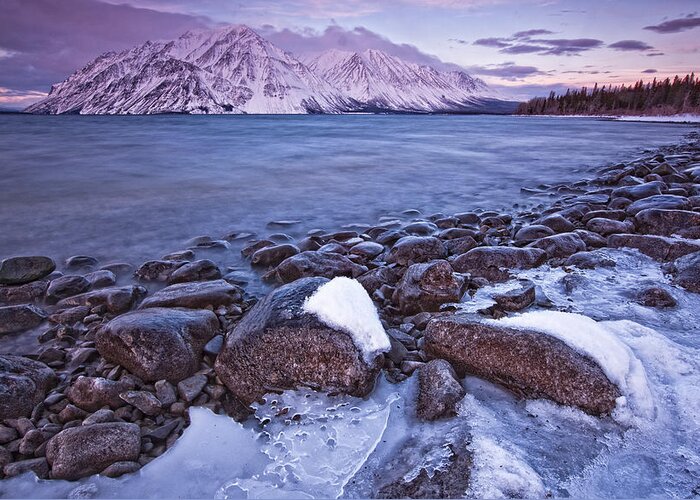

{"left": 0, "top": 280, "right": 48, "bottom": 305}
{"left": 493, "top": 281, "right": 536, "bottom": 311}
{"left": 0, "top": 304, "right": 47, "bottom": 334}
{"left": 154, "top": 380, "right": 177, "bottom": 407}
{"left": 57, "top": 286, "right": 146, "bottom": 315}
{"left": 565, "top": 251, "right": 616, "bottom": 269}
{"left": 82, "top": 409, "right": 116, "bottom": 426}
{"left": 203, "top": 335, "right": 224, "bottom": 356}
{"left": 65, "top": 256, "right": 99, "bottom": 271}
{"left": 100, "top": 460, "right": 141, "bottom": 478}
{"left": 375, "top": 229, "right": 407, "bottom": 245}
{"left": 634, "top": 209, "right": 700, "bottom": 238}
{"left": 0, "top": 256, "right": 56, "bottom": 286}
{"left": 241, "top": 240, "right": 275, "bottom": 258}
{"left": 392, "top": 260, "right": 464, "bottom": 315}
{"left": 139, "top": 280, "right": 242, "bottom": 309}
{"left": 349, "top": 241, "right": 384, "bottom": 259}
{"left": 47, "top": 275, "right": 90, "bottom": 301}
{"left": 4, "top": 457, "right": 49, "bottom": 479}
{"left": 416, "top": 359, "right": 465, "bottom": 421}
{"left": 670, "top": 251, "right": 700, "bottom": 293}
{"left": 444, "top": 236, "right": 478, "bottom": 256}
{"left": 46, "top": 422, "right": 141, "bottom": 480}
{"left": 251, "top": 244, "right": 300, "bottom": 268}
{"left": 356, "top": 266, "right": 400, "bottom": 295}
{"left": 514, "top": 225, "right": 555, "bottom": 242}
{"left": 424, "top": 316, "right": 620, "bottom": 415}
{"left": 528, "top": 232, "right": 586, "bottom": 258}
{"left": 404, "top": 221, "right": 438, "bottom": 235}
{"left": 274, "top": 251, "right": 367, "bottom": 284}
{"left": 84, "top": 270, "right": 117, "bottom": 289}
{"left": 96, "top": 308, "right": 219, "bottom": 382}
{"left": 636, "top": 287, "right": 677, "bottom": 308}
{"left": 536, "top": 214, "right": 575, "bottom": 233}
{"left": 612, "top": 180, "right": 666, "bottom": 200}
{"left": 0, "top": 355, "right": 56, "bottom": 419}
{"left": 215, "top": 277, "right": 384, "bottom": 405}
{"left": 608, "top": 234, "right": 700, "bottom": 261}
{"left": 585, "top": 218, "right": 635, "bottom": 236}
{"left": 177, "top": 374, "right": 207, "bottom": 403}
{"left": 119, "top": 391, "right": 162, "bottom": 416}
{"left": 582, "top": 209, "right": 627, "bottom": 223}
{"left": 100, "top": 263, "right": 133, "bottom": 276}
{"left": 135, "top": 260, "right": 186, "bottom": 282}
{"left": 161, "top": 250, "right": 195, "bottom": 261}
{"left": 167, "top": 259, "right": 221, "bottom": 284}
{"left": 66, "top": 376, "right": 133, "bottom": 412}
{"left": 626, "top": 194, "right": 691, "bottom": 216}
{"left": 386, "top": 236, "right": 447, "bottom": 266}
{"left": 452, "top": 247, "right": 546, "bottom": 282}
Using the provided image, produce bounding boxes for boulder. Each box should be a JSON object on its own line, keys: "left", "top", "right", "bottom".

{"left": 634, "top": 209, "right": 700, "bottom": 238}
{"left": 65, "top": 255, "right": 98, "bottom": 271}
{"left": 528, "top": 232, "right": 586, "bottom": 258}
{"left": 356, "top": 266, "right": 400, "bottom": 295}
{"left": 386, "top": 236, "right": 447, "bottom": 266}
{"left": 0, "top": 280, "right": 48, "bottom": 305}
{"left": 424, "top": 316, "right": 620, "bottom": 415}
{"left": 167, "top": 259, "right": 222, "bottom": 284}
{"left": 573, "top": 229, "right": 608, "bottom": 249}
{"left": 444, "top": 236, "right": 478, "bottom": 256}
{"left": 46, "top": 275, "right": 90, "bottom": 301}
{"left": 139, "top": 280, "right": 242, "bottom": 309}
{"left": 46, "top": 423, "right": 140, "bottom": 480}
{"left": 251, "top": 244, "right": 300, "bottom": 268}
{"left": 215, "top": 277, "right": 388, "bottom": 405}
{"left": 670, "top": 251, "right": 700, "bottom": 293}
{"left": 514, "top": 225, "right": 555, "bottom": 242}
{"left": 492, "top": 281, "right": 536, "bottom": 311}
{"left": 392, "top": 260, "right": 464, "bottom": 314}
{"left": 66, "top": 376, "right": 134, "bottom": 412}
{"left": 565, "top": 251, "right": 616, "bottom": 269}
{"left": 452, "top": 247, "right": 546, "bottom": 282}
{"left": 0, "top": 355, "right": 56, "bottom": 419}
{"left": 0, "top": 256, "right": 55, "bottom": 285}
{"left": 56, "top": 286, "right": 146, "bottom": 314}
{"left": 274, "top": 251, "right": 366, "bottom": 284}
{"left": 96, "top": 308, "right": 219, "bottom": 382}
{"left": 612, "top": 180, "right": 666, "bottom": 200}
{"left": 84, "top": 270, "right": 117, "bottom": 289}
{"left": 608, "top": 234, "right": 700, "bottom": 261}
{"left": 635, "top": 287, "right": 677, "bottom": 308}
{"left": 349, "top": 241, "right": 384, "bottom": 259}
{"left": 626, "top": 194, "right": 691, "bottom": 216}
{"left": 0, "top": 304, "right": 47, "bottom": 334}
{"left": 416, "top": 359, "right": 465, "bottom": 421}
{"left": 536, "top": 214, "right": 575, "bottom": 233}
{"left": 585, "top": 218, "right": 634, "bottom": 236}
{"left": 134, "top": 260, "right": 186, "bottom": 282}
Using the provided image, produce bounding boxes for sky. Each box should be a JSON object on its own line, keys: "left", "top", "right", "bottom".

{"left": 1, "top": 0, "right": 699, "bottom": 108}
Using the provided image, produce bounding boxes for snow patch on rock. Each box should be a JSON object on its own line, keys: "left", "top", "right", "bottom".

{"left": 303, "top": 277, "right": 390, "bottom": 363}
{"left": 491, "top": 311, "right": 655, "bottom": 423}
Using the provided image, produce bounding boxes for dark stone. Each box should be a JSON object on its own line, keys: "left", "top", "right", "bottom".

{"left": 274, "top": 251, "right": 367, "bottom": 284}
{"left": 634, "top": 209, "right": 700, "bottom": 238}
{"left": 386, "top": 236, "right": 447, "bottom": 266}
{"left": 608, "top": 234, "right": 700, "bottom": 261}
{"left": 3, "top": 457, "right": 49, "bottom": 479}
{"left": 514, "top": 225, "right": 555, "bottom": 242}
{"left": 626, "top": 194, "right": 691, "bottom": 216}
{"left": 585, "top": 218, "right": 634, "bottom": 236}
{"left": 100, "top": 460, "right": 141, "bottom": 478}
{"left": 424, "top": 316, "right": 620, "bottom": 415}
{"left": 84, "top": 270, "right": 117, "bottom": 289}
{"left": 0, "top": 355, "right": 56, "bottom": 419}
{"left": 581, "top": 209, "right": 627, "bottom": 223}
{"left": 65, "top": 256, "right": 99, "bottom": 270}
{"left": 134, "top": 260, "right": 186, "bottom": 282}
{"left": 47, "top": 275, "right": 90, "bottom": 301}
{"left": 119, "top": 391, "right": 162, "bottom": 416}
{"left": 349, "top": 241, "right": 384, "bottom": 259}
{"left": 46, "top": 423, "right": 141, "bottom": 480}
{"left": 392, "top": 260, "right": 464, "bottom": 315}
{"left": 612, "top": 180, "right": 666, "bottom": 200}
{"left": 96, "top": 308, "right": 219, "bottom": 382}
{"left": 215, "top": 277, "right": 384, "bottom": 405}
{"left": 565, "top": 251, "right": 616, "bottom": 269}
{"left": 444, "top": 236, "right": 478, "bottom": 256}
{"left": 251, "top": 245, "right": 300, "bottom": 268}
{"left": 536, "top": 214, "right": 575, "bottom": 233}
{"left": 0, "top": 256, "right": 55, "bottom": 286}
{"left": 66, "top": 376, "right": 134, "bottom": 412}
{"left": 356, "top": 266, "right": 400, "bottom": 295}
{"left": 636, "top": 287, "right": 677, "bottom": 308}
{"left": 161, "top": 250, "right": 195, "bottom": 261}
{"left": 241, "top": 240, "right": 275, "bottom": 258}
{"left": 0, "top": 280, "right": 48, "bottom": 305}
{"left": 139, "top": 280, "right": 242, "bottom": 309}
{"left": 416, "top": 359, "right": 465, "bottom": 421}
{"left": 452, "top": 247, "right": 546, "bottom": 282}
{"left": 493, "top": 281, "right": 536, "bottom": 311}
{"left": 167, "top": 259, "right": 222, "bottom": 284}
{"left": 177, "top": 374, "right": 207, "bottom": 403}
{"left": 57, "top": 286, "right": 146, "bottom": 314}
{"left": 528, "top": 232, "right": 586, "bottom": 258}
{"left": 0, "top": 304, "right": 47, "bottom": 334}
{"left": 670, "top": 251, "right": 700, "bottom": 293}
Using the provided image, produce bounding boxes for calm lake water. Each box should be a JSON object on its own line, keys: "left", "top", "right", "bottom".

{"left": 0, "top": 114, "right": 695, "bottom": 266}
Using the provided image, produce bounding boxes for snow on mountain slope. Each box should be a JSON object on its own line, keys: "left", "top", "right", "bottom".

{"left": 26, "top": 26, "right": 354, "bottom": 115}
{"left": 305, "top": 48, "right": 491, "bottom": 112}
{"left": 25, "top": 25, "right": 498, "bottom": 115}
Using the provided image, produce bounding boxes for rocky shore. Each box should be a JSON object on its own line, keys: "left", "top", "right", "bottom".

{"left": 1, "top": 131, "right": 699, "bottom": 492}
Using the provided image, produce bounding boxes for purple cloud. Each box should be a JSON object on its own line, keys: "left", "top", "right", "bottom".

{"left": 642, "top": 69, "right": 658, "bottom": 73}
{"left": 467, "top": 62, "right": 545, "bottom": 80}
{"left": 644, "top": 14, "right": 700, "bottom": 34}
{"left": 511, "top": 29, "right": 554, "bottom": 39}
{"left": 608, "top": 40, "right": 654, "bottom": 51}
{"left": 501, "top": 44, "right": 549, "bottom": 54}
{"left": 529, "top": 38, "right": 604, "bottom": 55}
{"left": 473, "top": 37, "right": 512, "bottom": 48}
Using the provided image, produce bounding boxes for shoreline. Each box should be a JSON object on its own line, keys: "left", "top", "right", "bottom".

{"left": 1, "top": 131, "right": 700, "bottom": 491}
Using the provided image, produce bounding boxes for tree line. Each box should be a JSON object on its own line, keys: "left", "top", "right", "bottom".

{"left": 516, "top": 73, "right": 700, "bottom": 116}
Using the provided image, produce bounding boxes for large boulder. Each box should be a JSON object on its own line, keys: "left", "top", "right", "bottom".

{"left": 625, "top": 194, "right": 691, "bottom": 216}
{"left": 0, "top": 304, "right": 47, "bottom": 334}
{"left": 528, "top": 232, "right": 586, "bottom": 258}
{"left": 670, "top": 251, "right": 700, "bottom": 293}
{"left": 0, "top": 355, "right": 56, "bottom": 419}
{"left": 139, "top": 280, "right": 242, "bottom": 309}
{"left": 416, "top": 359, "right": 465, "bottom": 421}
{"left": 585, "top": 218, "right": 634, "bottom": 236}
{"left": 134, "top": 260, "right": 186, "bottom": 282}
{"left": 612, "top": 180, "right": 666, "bottom": 200}
{"left": 392, "top": 260, "right": 464, "bottom": 314}
{"left": 386, "top": 236, "right": 447, "bottom": 266}
{"left": 424, "top": 316, "right": 620, "bottom": 415}
{"left": 251, "top": 244, "right": 300, "bottom": 268}
{"left": 215, "top": 277, "right": 389, "bottom": 405}
{"left": 0, "top": 280, "right": 48, "bottom": 305}
{"left": 514, "top": 225, "right": 555, "bottom": 243}
{"left": 96, "top": 308, "right": 219, "bottom": 382}
{"left": 46, "top": 275, "right": 90, "bottom": 301}
{"left": 167, "top": 259, "right": 222, "bottom": 284}
{"left": 46, "top": 423, "right": 140, "bottom": 480}
{"left": 608, "top": 234, "right": 700, "bottom": 261}
{"left": 56, "top": 286, "right": 146, "bottom": 314}
{"left": 0, "top": 256, "right": 55, "bottom": 285}
{"left": 452, "top": 247, "right": 546, "bottom": 282}
{"left": 634, "top": 209, "right": 700, "bottom": 238}
{"left": 274, "top": 251, "right": 366, "bottom": 284}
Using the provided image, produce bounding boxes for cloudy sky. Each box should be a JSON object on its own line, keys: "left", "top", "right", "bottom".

{"left": 1, "top": 0, "right": 698, "bottom": 107}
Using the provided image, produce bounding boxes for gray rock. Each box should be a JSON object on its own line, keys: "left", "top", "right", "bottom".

{"left": 203, "top": 335, "right": 224, "bottom": 355}
{"left": 416, "top": 359, "right": 465, "bottom": 421}
{"left": 585, "top": 218, "right": 634, "bottom": 236}
{"left": 514, "top": 225, "right": 555, "bottom": 242}
{"left": 65, "top": 256, "right": 99, "bottom": 271}
{"left": 177, "top": 374, "right": 207, "bottom": 403}
{"left": 97, "top": 308, "right": 219, "bottom": 382}
{"left": 386, "top": 236, "right": 447, "bottom": 266}
{"left": 626, "top": 194, "right": 691, "bottom": 216}
{"left": 528, "top": 232, "right": 586, "bottom": 258}
{"left": 0, "top": 256, "right": 55, "bottom": 285}
{"left": 670, "top": 251, "right": 700, "bottom": 293}
{"left": 167, "top": 259, "right": 222, "bottom": 284}
{"left": 392, "top": 260, "right": 464, "bottom": 315}
{"left": 134, "top": 260, "right": 186, "bottom": 282}
{"left": 83, "top": 270, "right": 117, "bottom": 289}
{"left": 119, "top": 391, "right": 162, "bottom": 416}
{"left": 635, "top": 209, "right": 700, "bottom": 238}
{"left": 47, "top": 275, "right": 90, "bottom": 301}
{"left": 139, "top": 280, "right": 242, "bottom": 309}
{"left": 274, "top": 251, "right": 367, "bottom": 284}
{"left": 565, "top": 251, "right": 616, "bottom": 269}
{"left": 636, "top": 287, "right": 677, "bottom": 308}
{"left": 66, "top": 376, "right": 134, "bottom": 412}
{"left": 349, "top": 241, "right": 384, "bottom": 259}
{"left": 612, "top": 180, "right": 666, "bottom": 200}
{"left": 46, "top": 423, "right": 140, "bottom": 480}
{"left": 536, "top": 214, "right": 575, "bottom": 233}
{"left": 0, "top": 304, "right": 47, "bottom": 334}
{"left": 99, "top": 460, "right": 141, "bottom": 478}
{"left": 493, "top": 280, "right": 536, "bottom": 311}
{"left": 3, "top": 457, "right": 49, "bottom": 479}
{"left": 251, "top": 244, "right": 300, "bottom": 268}
{"left": 154, "top": 380, "right": 177, "bottom": 407}
{"left": 82, "top": 409, "right": 116, "bottom": 426}
{"left": 56, "top": 286, "right": 146, "bottom": 314}
{"left": 0, "top": 355, "right": 56, "bottom": 419}
{"left": 452, "top": 246, "right": 546, "bottom": 282}
{"left": 608, "top": 234, "right": 700, "bottom": 262}
{"left": 0, "top": 280, "right": 48, "bottom": 305}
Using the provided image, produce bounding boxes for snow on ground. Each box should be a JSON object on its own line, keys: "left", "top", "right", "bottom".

{"left": 614, "top": 114, "right": 700, "bottom": 123}
{"left": 489, "top": 311, "right": 655, "bottom": 423}
{"left": 303, "top": 277, "right": 390, "bottom": 362}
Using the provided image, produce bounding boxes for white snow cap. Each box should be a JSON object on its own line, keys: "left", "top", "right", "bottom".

{"left": 303, "top": 277, "right": 391, "bottom": 363}
{"left": 491, "top": 311, "right": 655, "bottom": 423}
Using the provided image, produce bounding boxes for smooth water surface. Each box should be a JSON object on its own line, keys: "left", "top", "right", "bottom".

{"left": 0, "top": 114, "right": 695, "bottom": 266}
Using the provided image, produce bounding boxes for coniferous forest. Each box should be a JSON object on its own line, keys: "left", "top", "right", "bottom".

{"left": 516, "top": 73, "right": 700, "bottom": 116}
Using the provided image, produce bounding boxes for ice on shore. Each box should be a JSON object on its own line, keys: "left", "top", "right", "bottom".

{"left": 303, "top": 277, "right": 390, "bottom": 362}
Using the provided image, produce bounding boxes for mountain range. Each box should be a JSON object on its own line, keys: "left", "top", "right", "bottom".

{"left": 25, "top": 25, "right": 511, "bottom": 115}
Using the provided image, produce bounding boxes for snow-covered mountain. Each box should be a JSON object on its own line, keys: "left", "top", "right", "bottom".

{"left": 305, "top": 48, "right": 490, "bottom": 112}
{"left": 26, "top": 25, "right": 501, "bottom": 115}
